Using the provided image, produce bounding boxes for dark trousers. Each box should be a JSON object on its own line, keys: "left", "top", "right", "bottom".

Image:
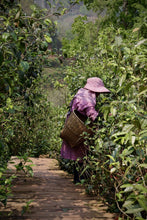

{"left": 73, "top": 162, "right": 83, "bottom": 183}
{"left": 73, "top": 162, "right": 91, "bottom": 183}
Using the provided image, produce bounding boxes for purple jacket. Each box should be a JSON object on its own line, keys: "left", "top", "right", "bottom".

{"left": 61, "top": 88, "right": 98, "bottom": 161}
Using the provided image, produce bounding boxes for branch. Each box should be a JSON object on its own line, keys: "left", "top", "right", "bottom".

{"left": 21, "top": 2, "right": 78, "bottom": 21}
{"left": 114, "top": 182, "right": 131, "bottom": 219}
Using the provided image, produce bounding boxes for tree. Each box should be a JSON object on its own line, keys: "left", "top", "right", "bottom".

{"left": 81, "top": 0, "right": 147, "bottom": 29}
{"left": 0, "top": 0, "right": 59, "bottom": 208}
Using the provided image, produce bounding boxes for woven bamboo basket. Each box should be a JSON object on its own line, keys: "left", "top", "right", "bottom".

{"left": 60, "top": 110, "right": 93, "bottom": 148}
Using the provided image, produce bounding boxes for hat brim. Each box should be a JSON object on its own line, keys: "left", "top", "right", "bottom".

{"left": 84, "top": 85, "right": 110, "bottom": 93}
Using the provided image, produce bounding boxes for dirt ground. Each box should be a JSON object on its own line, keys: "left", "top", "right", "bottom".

{"left": 0, "top": 157, "right": 117, "bottom": 220}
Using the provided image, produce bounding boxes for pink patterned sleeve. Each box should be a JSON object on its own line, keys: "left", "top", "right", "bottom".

{"left": 85, "top": 106, "right": 98, "bottom": 121}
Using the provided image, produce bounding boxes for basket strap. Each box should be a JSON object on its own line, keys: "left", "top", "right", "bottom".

{"left": 67, "top": 97, "right": 75, "bottom": 115}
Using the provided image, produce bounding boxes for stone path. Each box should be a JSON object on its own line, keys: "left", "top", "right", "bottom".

{"left": 0, "top": 157, "right": 116, "bottom": 220}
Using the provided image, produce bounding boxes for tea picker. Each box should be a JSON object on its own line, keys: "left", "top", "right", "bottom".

{"left": 60, "top": 77, "right": 110, "bottom": 183}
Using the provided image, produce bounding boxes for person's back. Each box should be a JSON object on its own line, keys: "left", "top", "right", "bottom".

{"left": 71, "top": 88, "right": 98, "bottom": 121}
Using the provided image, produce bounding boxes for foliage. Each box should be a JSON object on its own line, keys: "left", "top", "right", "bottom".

{"left": 60, "top": 1, "right": 147, "bottom": 219}
{"left": 14, "top": 154, "right": 35, "bottom": 177}
{"left": 81, "top": 0, "right": 147, "bottom": 29}
{"left": 21, "top": 200, "right": 34, "bottom": 216}
{"left": 0, "top": 0, "right": 61, "bottom": 209}
{"left": 0, "top": 170, "right": 16, "bottom": 207}
{"left": 0, "top": 0, "right": 146, "bottom": 219}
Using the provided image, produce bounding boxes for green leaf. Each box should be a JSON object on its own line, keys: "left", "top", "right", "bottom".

{"left": 110, "top": 106, "right": 117, "bottom": 116}
{"left": 136, "top": 217, "right": 146, "bottom": 220}
{"left": 131, "top": 136, "right": 136, "bottom": 145}
{"left": 2, "top": 32, "right": 10, "bottom": 41}
{"left": 135, "top": 39, "right": 147, "bottom": 47}
{"left": 122, "top": 124, "right": 134, "bottom": 133}
{"left": 6, "top": 97, "right": 13, "bottom": 109}
{"left": 107, "top": 155, "right": 115, "bottom": 162}
{"left": 137, "top": 89, "right": 147, "bottom": 97}
{"left": 19, "top": 61, "right": 29, "bottom": 72}
{"left": 139, "top": 163, "right": 147, "bottom": 169}
{"left": 123, "top": 164, "right": 133, "bottom": 178}
{"left": 111, "top": 132, "right": 126, "bottom": 138}
{"left": 44, "top": 35, "right": 52, "bottom": 43}
{"left": 61, "top": 8, "right": 67, "bottom": 15}
{"left": 120, "top": 184, "right": 134, "bottom": 192}
{"left": 139, "top": 129, "right": 147, "bottom": 141}
{"left": 124, "top": 47, "right": 131, "bottom": 54}
{"left": 134, "top": 184, "right": 147, "bottom": 193}
{"left": 137, "top": 197, "right": 147, "bottom": 211}
{"left": 44, "top": 19, "right": 52, "bottom": 25}
{"left": 126, "top": 207, "right": 144, "bottom": 214}
{"left": 11, "top": 32, "right": 17, "bottom": 41}
{"left": 110, "top": 167, "right": 116, "bottom": 173}
{"left": 54, "top": 21, "right": 58, "bottom": 26}
{"left": 0, "top": 172, "right": 3, "bottom": 178}
{"left": 30, "top": 4, "right": 37, "bottom": 11}
{"left": 123, "top": 199, "right": 135, "bottom": 208}
{"left": 119, "top": 74, "right": 126, "bottom": 87}
{"left": 15, "top": 10, "right": 21, "bottom": 20}
{"left": 114, "top": 36, "right": 122, "bottom": 46}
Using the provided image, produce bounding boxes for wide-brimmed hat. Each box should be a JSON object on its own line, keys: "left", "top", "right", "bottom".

{"left": 84, "top": 77, "right": 110, "bottom": 93}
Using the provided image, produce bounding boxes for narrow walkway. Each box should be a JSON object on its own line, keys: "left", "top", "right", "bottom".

{"left": 0, "top": 157, "right": 116, "bottom": 220}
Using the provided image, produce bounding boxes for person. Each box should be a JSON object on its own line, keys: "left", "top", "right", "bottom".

{"left": 61, "top": 77, "right": 110, "bottom": 183}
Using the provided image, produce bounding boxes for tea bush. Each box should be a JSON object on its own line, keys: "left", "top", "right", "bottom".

{"left": 0, "top": 0, "right": 60, "bottom": 208}
{"left": 60, "top": 2, "right": 147, "bottom": 219}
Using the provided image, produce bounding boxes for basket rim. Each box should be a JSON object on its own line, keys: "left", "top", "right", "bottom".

{"left": 72, "top": 110, "right": 85, "bottom": 125}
